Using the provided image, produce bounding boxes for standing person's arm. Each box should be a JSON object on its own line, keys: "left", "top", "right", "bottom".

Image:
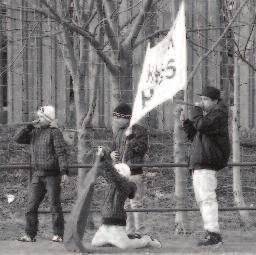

{"left": 13, "top": 124, "right": 34, "bottom": 144}
{"left": 124, "top": 126, "right": 148, "bottom": 161}
{"left": 192, "top": 106, "right": 224, "bottom": 135}
{"left": 182, "top": 119, "right": 197, "bottom": 141}
{"left": 51, "top": 128, "right": 69, "bottom": 176}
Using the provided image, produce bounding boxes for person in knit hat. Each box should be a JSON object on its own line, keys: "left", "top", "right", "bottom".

{"left": 111, "top": 102, "right": 148, "bottom": 239}
{"left": 91, "top": 147, "right": 161, "bottom": 249}
{"left": 14, "top": 105, "right": 69, "bottom": 242}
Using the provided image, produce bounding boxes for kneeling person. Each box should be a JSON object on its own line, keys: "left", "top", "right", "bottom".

{"left": 92, "top": 151, "right": 161, "bottom": 249}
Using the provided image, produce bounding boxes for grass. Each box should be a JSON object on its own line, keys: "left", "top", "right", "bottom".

{"left": 1, "top": 126, "right": 256, "bottom": 245}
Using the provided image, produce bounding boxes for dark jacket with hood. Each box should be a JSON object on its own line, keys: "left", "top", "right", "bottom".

{"left": 112, "top": 124, "right": 148, "bottom": 175}
{"left": 183, "top": 100, "right": 230, "bottom": 171}
{"left": 100, "top": 158, "right": 137, "bottom": 226}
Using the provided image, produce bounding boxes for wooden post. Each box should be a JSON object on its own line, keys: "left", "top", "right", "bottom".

{"left": 0, "top": 7, "right": 4, "bottom": 122}
{"left": 171, "top": 0, "right": 190, "bottom": 235}
{"left": 173, "top": 104, "right": 189, "bottom": 235}
{"left": 232, "top": 55, "right": 252, "bottom": 227}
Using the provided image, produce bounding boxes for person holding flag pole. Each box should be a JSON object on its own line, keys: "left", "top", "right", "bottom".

{"left": 127, "top": 0, "right": 230, "bottom": 246}
{"left": 123, "top": 0, "right": 187, "bottom": 238}
{"left": 110, "top": 103, "right": 149, "bottom": 239}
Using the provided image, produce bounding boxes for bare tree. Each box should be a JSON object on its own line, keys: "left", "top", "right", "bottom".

{"left": 232, "top": 55, "right": 252, "bottom": 227}
{"left": 226, "top": 0, "right": 253, "bottom": 226}
{"left": 10, "top": 0, "right": 165, "bottom": 189}
{"left": 25, "top": 0, "right": 164, "bottom": 105}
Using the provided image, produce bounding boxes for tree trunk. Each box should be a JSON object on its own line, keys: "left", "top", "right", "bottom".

{"left": 232, "top": 55, "right": 252, "bottom": 227}
{"left": 111, "top": 52, "right": 133, "bottom": 108}
{"left": 0, "top": 21, "right": 4, "bottom": 120}
{"left": 73, "top": 75, "right": 94, "bottom": 190}
{"left": 76, "top": 25, "right": 104, "bottom": 190}
{"left": 173, "top": 105, "right": 189, "bottom": 235}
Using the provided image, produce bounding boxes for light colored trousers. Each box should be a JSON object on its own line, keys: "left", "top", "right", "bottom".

{"left": 125, "top": 174, "right": 145, "bottom": 235}
{"left": 91, "top": 225, "right": 150, "bottom": 249}
{"left": 193, "top": 169, "right": 220, "bottom": 233}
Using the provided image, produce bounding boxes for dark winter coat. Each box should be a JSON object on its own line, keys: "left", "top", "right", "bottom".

{"left": 112, "top": 124, "right": 148, "bottom": 175}
{"left": 100, "top": 160, "right": 137, "bottom": 226}
{"left": 183, "top": 100, "right": 230, "bottom": 171}
{"left": 14, "top": 125, "right": 68, "bottom": 176}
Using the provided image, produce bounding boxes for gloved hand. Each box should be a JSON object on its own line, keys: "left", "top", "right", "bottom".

{"left": 182, "top": 119, "right": 196, "bottom": 141}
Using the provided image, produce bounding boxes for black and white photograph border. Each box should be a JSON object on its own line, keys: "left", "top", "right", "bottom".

{"left": 1, "top": 0, "right": 256, "bottom": 254}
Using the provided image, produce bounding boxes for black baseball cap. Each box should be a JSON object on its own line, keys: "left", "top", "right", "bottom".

{"left": 198, "top": 86, "right": 220, "bottom": 100}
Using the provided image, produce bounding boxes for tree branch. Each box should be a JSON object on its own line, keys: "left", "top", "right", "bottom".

{"left": 95, "top": 0, "right": 119, "bottom": 51}
{"left": 81, "top": 17, "right": 104, "bottom": 130}
{"left": 187, "top": 0, "right": 251, "bottom": 84}
{"left": 83, "top": 10, "right": 97, "bottom": 29}
{"left": 103, "top": 0, "right": 119, "bottom": 35}
{"left": 123, "top": 0, "right": 153, "bottom": 49}
{"left": 224, "top": 0, "right": 256, "bottom": 72}
{"left": 133, "top": 29, "right": 169, "bottom": 48}
{"left": 73, "top": 0, "right": 82, "bottom": 24}
{"left": 243, "top": 14, "right": 256, "bottom": 58}
{"left": 233, "top": 39, "right": 256, "bottom": 72}
{"left": 25, "top": 0, "right": 119, "bottom": 75}
{"left": 61, "top": 29, "right": 78, "bottom": 77}
{"left": 120, "top": 11, "right": 139, "bottom": 32}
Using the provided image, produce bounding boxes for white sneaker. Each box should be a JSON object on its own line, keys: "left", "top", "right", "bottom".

{"left": 142, "top": 235, "right": 162, "bottom": 249}
{"left": 52, "top": 235, "right": 63, "bottom": 242}
{"left": 149, "top": 237, "right": 162, "bottom": 249}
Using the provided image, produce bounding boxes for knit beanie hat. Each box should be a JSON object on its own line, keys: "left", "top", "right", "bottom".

{"left": 114, "top": 163, "right": 131, "bottom": 178}
{"left": 37, "top": 105, "right": 55, "bottom": 123}
{"left": 113, "top": 103, "right": 132, "bottom": 119}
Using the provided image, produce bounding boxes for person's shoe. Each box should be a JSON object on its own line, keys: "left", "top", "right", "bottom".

{"left": 197, "top": 231, "right": 223, "bottom": 246}
{"left": 149, "top": 237, "right": 162, "bottom": 249}
{"left": 128, "top": 233, "right": 142, "bottom": 239}
{"left": 17, "top": 234, "right": 36, "bottom": 242}
{"left": 52, "top": 235, "right": 63, "bottom": 242}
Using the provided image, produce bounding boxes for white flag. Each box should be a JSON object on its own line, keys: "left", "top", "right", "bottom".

{"left": 130, "top": 1, "right": 187, "bottom": 127}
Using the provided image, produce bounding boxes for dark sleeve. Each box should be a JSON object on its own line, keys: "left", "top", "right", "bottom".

{"left": 103, "top": 161, "right": 137, "bottom": 197}
{"left": 13, "top": 124, "right": 34, "bottom": 144}
{"left": 126, "top": 126, "right": 148, "bottom": 156}
{"left": 51, "top": 128, "right": 69, "bottom": 175}
{"left": 182, "top": 119, "right": 197, "bottom": 141}
{"left": 192, "top": 106, "right": 223, "bottom": 135}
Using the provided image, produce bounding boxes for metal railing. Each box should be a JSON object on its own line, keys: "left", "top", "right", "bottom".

{"left": 2, "top": 162, "right": 256, "bottom": 170}
{"left": 2, "top": 161, "right": 256, "bottom": 213}
{"left": 38, "top": 207, "right": 256, "bottom": 214}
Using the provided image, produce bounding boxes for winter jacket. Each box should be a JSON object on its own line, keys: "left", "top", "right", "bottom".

{"left": 183, "top": 100, "right": 230, "bottom": 171}
{"left": 112, "top": 124, "right": 148, "bottom": 175}
{"left": 14, "top": 124, "right": 68, "bottom": 176}
{"left": 100, "top": 160, "right": 137, "bottom": 226}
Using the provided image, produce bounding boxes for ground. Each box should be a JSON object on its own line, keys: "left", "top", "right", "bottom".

{"left": 1, "top": 127, "right": 256, "bottom": 254}
{"left": 1, "top": 227, "right": 256, "bottom": 254}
